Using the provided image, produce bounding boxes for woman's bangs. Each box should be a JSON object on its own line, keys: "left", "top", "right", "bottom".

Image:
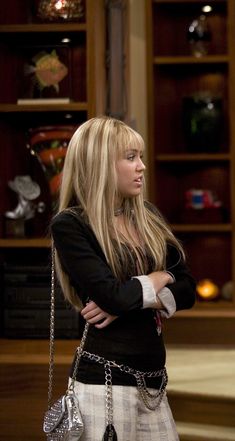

{"left": 117, "top": 127, "right": 145, "bottom": 156}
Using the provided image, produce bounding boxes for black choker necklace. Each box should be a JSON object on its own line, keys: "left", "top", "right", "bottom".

{"left": 114, "top": 206, "right": 124, "bottom": 216}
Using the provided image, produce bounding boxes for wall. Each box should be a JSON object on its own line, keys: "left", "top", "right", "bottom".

{"left": 129, "top": 0, "right": 150, "bottom": 193}
{"left": 129, "top": 0, "right": 148, "bottom": 145}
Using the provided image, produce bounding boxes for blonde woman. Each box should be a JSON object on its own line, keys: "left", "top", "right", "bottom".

{"left": 51, "top": 116, "right": 195, "bottom": 441}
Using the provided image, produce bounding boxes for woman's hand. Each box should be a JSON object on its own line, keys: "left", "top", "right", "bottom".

{"left": 147, "top": 271, "right": 174, "bottom": 310}
{"left": 147, "top": 270, "right": 174, "bottom": 293}
{"left": 81, "top": 301, "right": 118, "bottom": 329}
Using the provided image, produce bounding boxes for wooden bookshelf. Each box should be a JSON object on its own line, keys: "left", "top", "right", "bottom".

{"left": 146, "top": 0, "right": 235, "bottom": 313}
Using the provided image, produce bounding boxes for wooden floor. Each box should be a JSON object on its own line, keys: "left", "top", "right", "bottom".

{"left": 166, "top": 345, "right": 235, "bottom": 440}
{"left": 0, "top": 340, "right": 235, "bottom": 440}
{"left": 166, "top": 345, "right": 235, "bottom": 399}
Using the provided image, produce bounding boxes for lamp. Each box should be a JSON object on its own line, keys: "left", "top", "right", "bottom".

{"left": 196, "top": 279, "right": 219, "bottom": 300}
{"left": 37, "top": 0, "right": 84, "bottom": 22}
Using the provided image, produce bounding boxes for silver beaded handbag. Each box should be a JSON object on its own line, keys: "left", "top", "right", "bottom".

{"left": 43, "top": 244, "right": 89, "bottom": 441}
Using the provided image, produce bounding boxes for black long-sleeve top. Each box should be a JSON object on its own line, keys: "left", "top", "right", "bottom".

{"left": 51, "top": 207, "right": 196, "bottom": 388}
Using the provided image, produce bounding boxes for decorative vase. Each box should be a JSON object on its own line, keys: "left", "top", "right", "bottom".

{"left": 182, "top": 94, "right": 223, "bottom": 152}
{"left": 27, "top": 125, "right": 76, "bottom": 203}
{"left": 187, "top": 14, "right": 211, "bottom": 57}
{"left": 37, "top": 0, "right": 84, "bottom": 22}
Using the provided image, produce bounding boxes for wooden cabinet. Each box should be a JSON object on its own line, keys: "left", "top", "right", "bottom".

{"left": 146, "top": 0, "right": 235, "bottom": 312}
{"left": 0, "top": 0, "right": 105, "bottom": 249}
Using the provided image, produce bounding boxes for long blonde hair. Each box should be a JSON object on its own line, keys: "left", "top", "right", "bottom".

{"left": 54, "top": 116, "right": 184, "bottom": 309}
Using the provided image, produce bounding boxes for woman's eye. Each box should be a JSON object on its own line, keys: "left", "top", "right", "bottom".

{"left": 127, "top": 155, "right": 135, "bottom": 161}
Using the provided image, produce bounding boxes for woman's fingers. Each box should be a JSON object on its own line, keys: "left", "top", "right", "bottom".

{"left": 95, "top": 316, "right": 117, "bottom": 329}
{"left": 81, "top": 301, "right": 98, "bottom": 315}
{"left": 81, "top": 300, "right": 118, "bottom": 327}
{"left": 82, "top": 306, "right": 103, "bottom": 320}
{"left": 84, "top": 311, "right": 106, "bottom": 324}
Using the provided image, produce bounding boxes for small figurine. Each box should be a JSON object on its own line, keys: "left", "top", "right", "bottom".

{"left": 25, "top": 50, "right": 68, "bottom": 94}
{"left": 5, "top": 175, "right": 41, "bottom": 220}
{"left": 187, "top": 14, "right": 211, "bottom": 57}
{"left": 221, "top": 281, "right": 233, "bottom": 301}
{"left": 185, "top": 189, "right": 222, "bottom": 210}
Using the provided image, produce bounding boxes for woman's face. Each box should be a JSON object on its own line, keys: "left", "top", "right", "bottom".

{"left": 115, "top": 145, "right": 146, "bottom": 200}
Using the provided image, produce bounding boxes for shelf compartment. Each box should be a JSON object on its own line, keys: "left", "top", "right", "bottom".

{"left": 176, "top": 230, "right": 232, "bottom": 299}
{"left": 153, "top": 63, "right": 229, "bottom": 154}
{"left": 0, "top": 245, "right": 50, "bottom": 267}
{"left": 0, "top": 31, "right": 87, "bottom": 104}
{"left": 152, "top": 1, "right": 227, "bottom": 57}
{"left": 0, "top": 115, "right": 84, "bottom": 239}
{"left": 155, "top": 162, "right": 230, "bottom": 224}
{"left": 0, "top": 0, "right": 86, "bottom": 25}
{"left": 0, "top": 111, "right": 87, "bottom": 128}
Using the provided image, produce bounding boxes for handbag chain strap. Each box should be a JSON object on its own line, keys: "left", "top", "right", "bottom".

{"left": 47, "top": 243, "right": 89, "bottom": 409}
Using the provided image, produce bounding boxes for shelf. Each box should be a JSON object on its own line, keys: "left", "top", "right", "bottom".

{"left": 0, "top": 238, "right": 51, "bottom": 248}
{"left": 0, "top": 23, "right": 87, "bottom": 33}
{"left": 0, "top": 338, "right": 79, "bottom": 364}
{"left": 0, "top": 103, "right": 88, "bottom": 113}
{"left": 176, "top": 308, "right": 235, "bottom": 318}
{"left": 156, "top": 153, "right": 231, "bottom": 162}
{"left": 172, "top": 224, "right": 232, "bottom": 233}
{"left": 154, "top": 0, "right": 226, "bottom": 3}
{"left": 153, "top": 55, "right": 229, "bottom": 65}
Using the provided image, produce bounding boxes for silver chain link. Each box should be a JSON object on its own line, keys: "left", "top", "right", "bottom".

{"left": 47, "top": 244, "right": 56, "bottom": 409}
{"left": 81, "top": 350, "right": 168, "bottom": 411}
{"left": 47, "top": 243, "right": 89, "bottom": 408}
{"left": 135, "top": 371, "right": 168, "bottom": 410}
{"left": 104, "top": 361, "right": 114, "bottom": 427}
{"left": 68, "top": 321, "right": 90, "bottom": 392}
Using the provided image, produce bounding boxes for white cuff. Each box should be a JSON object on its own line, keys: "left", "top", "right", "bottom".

{"left": 157, "top": 287, "right": 176, "bottom": 318}
{"left": 132, "top": 275, "right": 156, "bottom": 308}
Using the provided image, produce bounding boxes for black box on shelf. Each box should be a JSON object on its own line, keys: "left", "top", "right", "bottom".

{"left": 2, "top": 264, "right": 80, "bottom": 338}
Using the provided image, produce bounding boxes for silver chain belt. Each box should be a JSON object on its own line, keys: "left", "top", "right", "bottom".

{"left": 49, "top": 244, "right": 167, "bottom": 435}
{"left": 80, "top": 350, "right": 168, "bottom": 426}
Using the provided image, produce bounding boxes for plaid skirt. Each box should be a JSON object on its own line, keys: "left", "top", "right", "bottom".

{"left": 72, "top": 380, "right": 179, "bottom": 441}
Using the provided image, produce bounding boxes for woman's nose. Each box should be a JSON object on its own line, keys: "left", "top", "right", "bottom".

{"left": 137, "top": 157, "right": 146, "bottom": 170}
